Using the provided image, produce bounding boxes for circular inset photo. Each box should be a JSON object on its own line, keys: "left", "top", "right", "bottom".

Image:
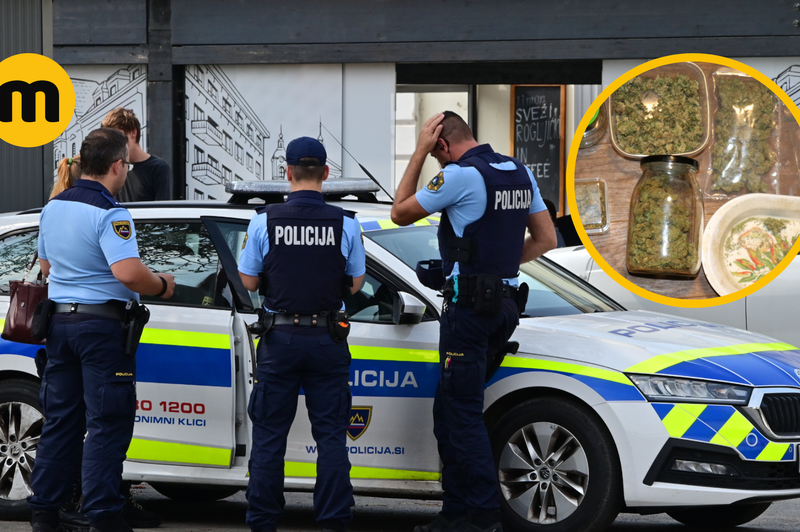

{"left": 567, "top": 54, "right": 800, "bottom": 307}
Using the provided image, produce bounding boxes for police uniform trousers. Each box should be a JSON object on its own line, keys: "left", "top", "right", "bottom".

{"left": 433, "top": 298, "right": 519, "bottom": 517}
{"left": 246, "top": 326, "right": 354, "bottom": 532}
{"left": 29, "top": 313, "right": 136, "bottom": 524}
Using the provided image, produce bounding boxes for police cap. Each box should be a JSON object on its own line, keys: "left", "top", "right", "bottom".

{"left": 286, "top": 136, "right": 327, "bottom": 166}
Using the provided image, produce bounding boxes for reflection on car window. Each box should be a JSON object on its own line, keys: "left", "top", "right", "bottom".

{"left": 137, "top": 223, "right": 229, "bottom": 308}
{"left": 215, "top": 221, "right": 262, "bottom": 309}
{"left": 366, "top": 225, "right": 618, "bottom": 317}
{"left": 0, "top": 231, "right": 40, "bottom": 294}
{"left": 344, "top": 273, "right": 395, "bottom": 323}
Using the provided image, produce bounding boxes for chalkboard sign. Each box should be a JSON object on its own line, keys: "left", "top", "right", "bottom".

{"left": 511, "top": 85, "right": 566, "bottom": 215}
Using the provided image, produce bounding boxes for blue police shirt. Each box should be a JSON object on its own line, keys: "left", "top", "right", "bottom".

{"left": 39, "top": 179, "right": 140, "bottom": 304}
{"left": 415, "top": 150, "right": 547, "bottom": 283}
{"left": 238, "top": 191, "right": 366, "bottom": 310}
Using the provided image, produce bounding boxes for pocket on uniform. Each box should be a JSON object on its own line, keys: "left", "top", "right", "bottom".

{"left": 100, "top": 381, "right": 136, "bottom": 418}
{"left": 441, "top": 358, "right": 483, "bottom": 398}
{"left": 248, "top": 381, "right": 267, "bottom": 424}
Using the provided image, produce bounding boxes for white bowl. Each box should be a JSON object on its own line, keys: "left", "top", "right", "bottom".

{"left": 703, "top": 194, "right": 800, "bottom": 296}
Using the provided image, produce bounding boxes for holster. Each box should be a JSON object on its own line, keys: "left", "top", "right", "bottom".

{"left": 341, "top": 275, "right": 354, "bottom": 299}
{"left": 123, "top": 299, "right": 150, "bottom": 357}
{"left": 486, "top": 341, "right": 519, "bottom": 382}
{"left": 30, "top": 298, "right": 55, "bottom": 341}
{"left": 473, "top": 273, "right": 505, "bottom": 315}
{"left": 328, "top": 310, "right": 350, "bottom": 343}
{"left": 515, "top": 283, "right": 529, "bottom": 316}
{"left": 247, "top": 308, "right": 275, "bottom": 337}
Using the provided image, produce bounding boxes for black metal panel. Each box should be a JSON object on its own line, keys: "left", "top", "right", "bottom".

{"left": 54, "top": 46, "right": 148, "bottom": 65}
{"left": 171, "top": 35, "right": 800, "bottom": 65}
{"left": 146, "top": 0, "right": 174, "bottom": 190}
{"left": 397, "top": 61, "right": 602, "bottom": 86}
{"left": 53, "top": 0, "right": 146, "bottom": 46}
{"left": 0, "top": 0, "right": 45, "bottom": 213}
{"left": 171, "top": 0, "right": 799, "bottom": 46}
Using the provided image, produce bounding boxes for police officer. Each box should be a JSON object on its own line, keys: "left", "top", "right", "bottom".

{"left": 391, "top": 112, "right": 557, "bottom": 532}
{"left": 238, "top": 137, "right": 365, "bottom": 532}
{"left": 29, "top": 128, "right": 176, "bottom": 532}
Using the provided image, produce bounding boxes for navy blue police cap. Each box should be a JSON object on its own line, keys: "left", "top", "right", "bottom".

{"left": 286, "top": 136, "right": 327, "bottom": 166}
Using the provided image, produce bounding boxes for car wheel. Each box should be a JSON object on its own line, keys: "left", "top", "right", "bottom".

{"left": 150, "top": 482, "right": 240, "bottom": 502}
{"left": 0, "top": 378, "right": 43, "bottom": 521}
{"left": 491, "top": 397, "right": 622, "bottom": 532}
{"left": 667, "top": 502, "right": 771, "bottom": 528}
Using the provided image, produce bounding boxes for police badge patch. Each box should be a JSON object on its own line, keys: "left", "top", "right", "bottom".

{"left": 347, "top": 406, "right": 373, "bottom": 441}
{"left": 112, "top": 221, "right": 131, "bottom": 240}
{"left": 427, "top": 172, "right": 444, "bottom": 191}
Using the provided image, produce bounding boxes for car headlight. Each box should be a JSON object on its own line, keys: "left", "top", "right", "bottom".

{"left": 627, "top": 374, "right": 751, "bottom": 405}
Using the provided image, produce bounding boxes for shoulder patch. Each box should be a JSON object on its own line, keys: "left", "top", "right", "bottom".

{"left": 242, "top": 232, "right": 249, "bottom": 250}
{"left": 112, "top": 221, "right": 132, "bottom": 240}
{"left": 427, "top": 172, "right": 445, "bottom": 191}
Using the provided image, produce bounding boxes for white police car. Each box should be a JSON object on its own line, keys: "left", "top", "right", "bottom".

{"left": 2, "top": 180, "right": 800, "bottom": 532}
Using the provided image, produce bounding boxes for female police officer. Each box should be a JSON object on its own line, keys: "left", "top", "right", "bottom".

{"left": 238, "top": 137, "right": 365, "bottom": 532}
{"left": 29, "top": 128, "right": 175, "bottom": 532}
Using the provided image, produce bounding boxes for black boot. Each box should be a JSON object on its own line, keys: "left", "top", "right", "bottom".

{"left": 413, "top": 512, "right": 468, "bottom": 532}
{"left": 88, "top": 514, "right": 132, "bottom": 532}
{"left": 59, "top": 475, "right": 89, "bottom": 532}
{"left": 31, "top": 509, "right": 62, "bottom": 532}
{"left": 121, "top": 482, "right": 160, "bottom": 528}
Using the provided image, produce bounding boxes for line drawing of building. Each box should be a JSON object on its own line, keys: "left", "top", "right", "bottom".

{"left": 774, "top": 65, "right": 800, "bottom": 107}
{"left": 54, "top": 65, "right": 147, "bottom": 178}
{"left": 268, "top": 122, "right": 343, "bottom": 180}
{"left": 185, "top": 65, "right": 269, "bottom": 200}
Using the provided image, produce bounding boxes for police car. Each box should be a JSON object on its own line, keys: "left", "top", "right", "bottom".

{"left": 2, "top": 180, "right": 800, "bottom": 532}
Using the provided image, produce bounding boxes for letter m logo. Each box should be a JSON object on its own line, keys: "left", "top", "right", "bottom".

{"left": 0, "top": 80, "right": 60, "bottom": 123}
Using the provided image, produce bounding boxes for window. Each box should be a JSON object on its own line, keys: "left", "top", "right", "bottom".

{"left": 255, "top": 162, "right": 261, "bottom": 179}
{"left": 235, "top": 174, "right": 242, "bottom": 181}
{"left": 95, "top": 97, "right": 101, "bottom": 106}
{"left": 193, "top": 105, "right": 205, "bottom": 122}
{"left": 222, "top": 98, "right": 232, "bottom": 116}
{"left": 246, "top": 124, "right": 253, "bottom": 139}
{"left": 208, "top": 156, "right": 219, "bottom": 170}
{"left": 235, "top": 112, "right": 243, "bottom": 127}
{"left": 210, "top": 221, "right": 259, "bottom": 309}
{"left": 185, "top": 95, "right": 189, "bottom": 120}
{"left": 137, "top": 222, "right": 229, "bottom": 308}
{"left": 208, "top": 196, "right": 216, "bottom": 201}
{"left": 223, "top": 166, "right": 232, "bottom": 183}
{"left": 194, "top": 190, "right": 205, "bottom": 200}
{"left": 132, "top": 68, "right": 139, "bottom": 80}
{"left": 224, "top": 132, "right": 232, "bottom": 154}
{"left": 344, "top": 272, "right": 398, "bottom": 323}
{"left": 71, "top": 143, "right": 76, "bottom": 157}
{"left": 194, "top": 146, "right": 205, "bottom": 164}
{"left": 235, "top": 143, "right": 243, "bottom": 164}
{"left": 208, "top": 81, "right": 218, "bottom": 101}
{"left": 246, "top": 153, "right": 253, "bottom": 171}
{"left": 109, "top": 85, "right": 116, "bottom": 96}
{"left": 0, "top": 231, "right": 40, "bottom": 294}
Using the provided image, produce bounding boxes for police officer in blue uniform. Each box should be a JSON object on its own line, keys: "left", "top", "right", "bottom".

{"left": 238, "top": 137, "right": 366, "bottom": 532}
{"left": 29, "top": 128, "right": 176, "bottom": 532}
{"left": 391, "top": 112, "right": 557, "bottom": 532}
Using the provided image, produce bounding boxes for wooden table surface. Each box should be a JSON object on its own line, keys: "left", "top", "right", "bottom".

{"left": 573, "top": 62, "right": 800, "bottom": 300}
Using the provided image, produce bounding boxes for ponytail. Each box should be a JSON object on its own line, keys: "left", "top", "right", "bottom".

{"left": 50, "top": 156, "right": 82, "bottom": 199}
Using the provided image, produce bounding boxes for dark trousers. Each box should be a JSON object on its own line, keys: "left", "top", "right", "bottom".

{"left": 28, "top": 315, "right": 136, "bottom": 525}
{"left": 433, "top": 298, "right": 519, "bottom": 516}
{"left": 246, "top": 328, "right": 354, "bottom": 532}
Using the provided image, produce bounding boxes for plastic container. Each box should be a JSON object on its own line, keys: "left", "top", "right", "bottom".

{"left": 702, "top": 193, "right": 800, "bottom": 296}
{"left": 705, "top": 69, "right": 780, "bottom": 200}
{"left": 574, "top": 177, "right": 609, "bottom": 234}
{"left": 609, "top": 62, "right": 710, "bottom": 159}
{"left": 579, "top": 102, "right": 607, "bottom": 149}
{"left": 626, "top": 155, "right": 704, "bottom": 278}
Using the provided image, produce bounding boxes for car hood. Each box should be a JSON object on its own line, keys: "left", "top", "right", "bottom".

{"left": 513, "top": 310, "right": 800, "bottom": 386}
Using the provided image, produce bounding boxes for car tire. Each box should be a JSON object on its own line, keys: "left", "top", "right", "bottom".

{"left": 666, "top": 502, "right": 771, "bottom": 528}
{"left": 150, "top": 482, "right": 240, "bottom": 502}
{"left": 491, "top": 397, "right": 622, "bottom": 532}
{"left": 0, "top": 378, "right": 43, "bottom": 521}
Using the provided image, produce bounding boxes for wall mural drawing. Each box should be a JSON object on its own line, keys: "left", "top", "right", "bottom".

{"left": 185, "top": 64, "right": 343, "bottom": 200}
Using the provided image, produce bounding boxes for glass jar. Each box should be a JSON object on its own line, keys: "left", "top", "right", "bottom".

{"left": 579, "top": 102, "right": 607, "bottom": 149}
{"left": 626, "top": 155, "right": 704, "bottom": 278}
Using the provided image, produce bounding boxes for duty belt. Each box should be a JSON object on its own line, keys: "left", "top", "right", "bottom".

{"left": 443, "top": 275, "right": 518, "bottom": 303}
{"left": 273, "top": 312, "right": 328, "bottom": 327}
{"left": 53, "top": 302, "right": 127, "bottom": 321}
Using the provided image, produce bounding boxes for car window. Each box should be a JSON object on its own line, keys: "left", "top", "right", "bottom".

{"left": 344, "top": 272, "right": 396, "bottom": 323}
{"left": 137, "top": 222, "right": 231, "bottom": 308}
{"left": 213, "top": 220, "right": 262, "bottom": 309}
{"left": 366, "top": 225, "right": 619, "bottom": 317}
{"left": 0, "top": 230, "right": 41, "bottom": 294}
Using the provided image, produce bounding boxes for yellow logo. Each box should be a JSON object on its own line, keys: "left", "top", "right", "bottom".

{"left": 0, "top": 53, "right": 75, "bottom": 147}
{"left": 112, "top": 221, "right": 132, "bottom": 240}
{"left": 115, "top": 372, "right": 133, "bottom": 377}
{"left": 427, "top": 172, "right": 445, "bottom": 191}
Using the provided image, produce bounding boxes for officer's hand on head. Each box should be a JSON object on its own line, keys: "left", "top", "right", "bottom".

{"left": 415, "top": 113, "right": 444, "bottom": 156}
{"left": 157, "top": 273, "right": 176, "bottom": 299}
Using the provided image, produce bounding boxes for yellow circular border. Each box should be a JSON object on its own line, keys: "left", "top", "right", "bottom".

{"left": 567, "top": 53, "right": 800, "bottom": 309}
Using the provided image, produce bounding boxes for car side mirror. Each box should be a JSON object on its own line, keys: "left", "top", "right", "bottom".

{"left": 392, "top": 291, "right": 426, "bottom": 325}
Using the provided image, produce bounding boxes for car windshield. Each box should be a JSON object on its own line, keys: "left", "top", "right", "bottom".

{"left": 366, "top": 225, "right": 620, "bottom": 317}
